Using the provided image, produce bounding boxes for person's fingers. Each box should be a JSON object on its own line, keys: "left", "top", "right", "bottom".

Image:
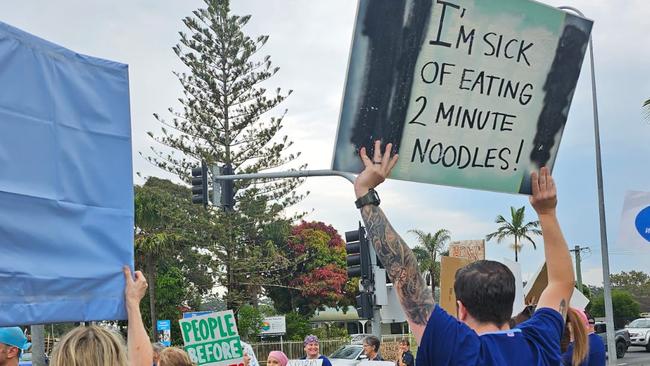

{"left": 530, "top": 171, "right": 540, "bottom": 196}
{"left": 539, "top": 168, "right": 547, "bottom": 191}
{"left": 373, "top": 140, "right": 382, "bottom": 162}
{"left": 381, "top": 143, "right": 392, "bottom": 167}
{"left": 388, "top": 154, "right": 399, "bottom": 172}
{"left": 359, "top": 147, "right": 373, "bottom": 168}
{"left": 123, "top": 266, "right": 133, "bottom": 283}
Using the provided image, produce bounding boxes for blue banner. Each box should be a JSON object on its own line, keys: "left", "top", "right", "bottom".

{"left": 157, "top": 320, "right": 171, "bottom": 347}
{"left": 0, "top": 21, "right": 133, "bottom": 326}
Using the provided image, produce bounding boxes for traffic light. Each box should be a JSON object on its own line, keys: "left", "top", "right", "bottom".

{"left": 191, "top": 161, "right": 208, "bottom": 207}
{"left": 345, "top": 224, "right": 371, "bottom": 280}
{"left": 355, "top": 292, "right": 374, "bottom": 319}
{"left": 221, "top": 164, "right": 234, "bottom": 210}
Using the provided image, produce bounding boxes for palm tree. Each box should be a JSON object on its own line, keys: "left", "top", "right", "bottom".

{"left": 409, "top": 229, "right": 451, "bottom": 294}
{"left": 486, "top": 206, "right": 541, "bottom": 262}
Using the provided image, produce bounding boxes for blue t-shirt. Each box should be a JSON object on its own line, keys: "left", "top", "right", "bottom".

{"left": 561, "top": 333, "right": 606, "bottom": 366}
{"left": 416, "top": 305, "right": 564, "bottom": 365}
{"left": 301, "top": 355, "right": 332, "bottom": 366}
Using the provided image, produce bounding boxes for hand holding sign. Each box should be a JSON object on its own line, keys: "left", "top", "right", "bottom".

{"left": 354, "top": 141, "right": 399, "bottom": 198}
{"left": 529, "top": 167, "right": 557, "bottom": 216}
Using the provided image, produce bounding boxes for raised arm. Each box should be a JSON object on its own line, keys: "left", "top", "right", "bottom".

{"left": 354, "top": 141, "right": 434, "bottom": 343}
{"left": 123, "top": 266, "right": 154, "bottom": 366}
{"left": 529, "top": 168, "right": 574, "bottom": 320}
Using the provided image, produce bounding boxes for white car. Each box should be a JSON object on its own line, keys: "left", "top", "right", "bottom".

{"left": 329, "top": 344, "right": 366, "bottom": 366}
{"left": 626, "top": 318, "right": 650, "bottom": 351}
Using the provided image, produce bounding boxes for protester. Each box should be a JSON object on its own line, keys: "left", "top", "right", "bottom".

{"left": 50, "top": 266, "right": 153, "bottom": 366}
{"left": 267, "top": 351, "right": 289, "bottom": 366}
{"left": 362, "top": 335, "right": 383, "bottom": 361}
{"left": 153, "top": 342, "right": 164, "bottom": 366}
{"left": 353, "top": 141, "right": 575, "bottom": 365}
{"left": 302, "top": 335, "right": 332, "bottom": 366}
{"left": 585, "top": 312, "right": 606, "bottom": 366}
{"left": 396, "top": 339, "right": 414, "bottom": 366}
{"left": 0, "top": 327, "right": 30, "bottom": 366}
{"left": 560, "top": 308, "right": 590, "bottom": 365}
{"left": 158, "top": 347, "right": 193, "bottom": 366}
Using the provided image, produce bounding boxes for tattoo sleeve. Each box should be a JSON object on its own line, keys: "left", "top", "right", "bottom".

{"left": 361, "top": 205, "right": 434, "bottom": 326}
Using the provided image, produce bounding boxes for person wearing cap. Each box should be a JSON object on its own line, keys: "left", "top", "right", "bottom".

{"left": 267, "top": 351, "right": 289, "bottom": 366}
{"left": 301, "top": 335, "right": 332, "bottom": 366}
{"left": 0, "top": 327, "right": 30, "bottom": 366}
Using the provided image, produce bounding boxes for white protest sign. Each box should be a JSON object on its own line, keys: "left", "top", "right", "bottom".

{"left": 288, "top": 360, "right": 323, "bottom": 366}
{"left": 261, "top": 316, "right": 286, "bottom": 335}
{"left": 616, "top": 190, "right": 650, "bottom": 249}
{"left": 502, "top": 259, "right": 525, "bottom": 317}
{"left": 178, "top": 310, "right": 244, "bottom": 366}
{"left": 333, "top": 0, "right": 593, "bottom": 194}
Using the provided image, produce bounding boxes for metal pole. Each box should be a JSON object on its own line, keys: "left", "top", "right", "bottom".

{"left": 558, "top": 6, "right": 616, "bottom": 364}
{"left": 30, "top": 325, "right": 46, "bottom": 366}
{"left": 211, "top": 169, "right": 356, "bottom": 184}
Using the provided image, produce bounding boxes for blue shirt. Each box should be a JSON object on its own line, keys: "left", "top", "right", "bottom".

{"left": 416, "top": 305, "right": 564, "bottom": 365}
{"left": 301, "top": 355, "right": 333, "bottom": 366}
{"left": 561, "top": 333, "right": 606, "bottom": 366}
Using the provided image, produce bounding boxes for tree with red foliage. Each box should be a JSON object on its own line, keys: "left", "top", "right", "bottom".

{"left": 267, "top": 221, "right": 353, "bottom": 316}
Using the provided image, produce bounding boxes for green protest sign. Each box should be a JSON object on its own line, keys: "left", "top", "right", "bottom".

{"left": 178, "top": 310, "right": 244, "bottom": 366}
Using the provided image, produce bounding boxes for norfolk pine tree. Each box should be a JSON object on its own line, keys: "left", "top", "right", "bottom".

{"left": 145, "top": 0, "right": 306, "bottom": 308}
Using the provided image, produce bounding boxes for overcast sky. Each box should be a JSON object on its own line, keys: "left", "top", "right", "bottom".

{"left": 2, "top": 0, "right": 649, "bottom": 287}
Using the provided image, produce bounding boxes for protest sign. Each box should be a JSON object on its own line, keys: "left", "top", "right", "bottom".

{"left": 179, "top": 310, "right": 244, "bottom": 366}
{"left": 288, "top": 360, "right": 323, "bottom": 366}
{"left": 616, "top": 191, "right": 650, "bottom": 249}
{"left": 0, "top": 21, "right": 133, "bottom": 326}
{"left": 502, "top": 259, "right": 526, "bottom": 317}
{"left": 332, "top": 0, "right": 593, "bottom": 194}
{"left": 439, "top": 256, "right": 472, "bottom": 316}
{"left": 449, "top": 240, "right": 485, "bottom": 261}
{"left": 524, "top": 263, "right": 590, "bottom": 310}
{"left": 157, "top": 320, "right": 172, "bottom": 347}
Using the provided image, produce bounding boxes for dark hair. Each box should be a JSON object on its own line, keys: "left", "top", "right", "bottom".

{"left": 363, "top": 335, "right": 380, "bottom": 352}
{"left": 454, "top": 260, "right": 515, "bottom": 326}
{"left": 399, "top": 338, "right": 409, "bottom": 346}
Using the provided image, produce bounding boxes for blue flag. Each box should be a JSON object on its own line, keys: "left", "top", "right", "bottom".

{"left": 0, "top": 21, "right": 133, "bottom": 326}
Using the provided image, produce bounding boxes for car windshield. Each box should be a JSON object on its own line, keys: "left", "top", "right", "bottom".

{"left": 330, "top": 346, "right": 361, "bottom": 360}
{"left": 628, "top": 319, "right": 650, "bottom": 328}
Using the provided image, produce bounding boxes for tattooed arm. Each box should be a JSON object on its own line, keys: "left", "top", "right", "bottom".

{"left": 355, "top": 141, "right": 434, "bottom": 343}
{"left": 529, "top": 168, "right": 574, "bottom": 321}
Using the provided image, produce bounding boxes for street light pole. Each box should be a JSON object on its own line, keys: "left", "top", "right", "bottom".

{"left": 559, "top": 6, "right": 617, "bottom": 365}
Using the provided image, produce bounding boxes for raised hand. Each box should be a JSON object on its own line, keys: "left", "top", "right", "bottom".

{"left": 354, "top": 140, "right": 399, "bottom": 198}
{"left": 529, "top": 167, "right": 557, "bottom": 216}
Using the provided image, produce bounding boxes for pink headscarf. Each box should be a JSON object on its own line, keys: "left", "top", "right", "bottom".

{"left": 268, "top": 351, "right": 289, "bottom": 366}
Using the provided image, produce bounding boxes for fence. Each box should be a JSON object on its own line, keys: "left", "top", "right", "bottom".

{"left": 250, "top": 334, "right": 416, "bottom": 365}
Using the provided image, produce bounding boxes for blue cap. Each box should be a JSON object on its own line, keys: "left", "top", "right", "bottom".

{"left": 0, "top": 327, "right": 30, "bottom": 351}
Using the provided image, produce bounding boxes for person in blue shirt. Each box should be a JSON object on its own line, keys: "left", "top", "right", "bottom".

{"left": 301, "top": 335, "right": 332, "bottom": 366}
{"left": 561, "top": 310, "right": 605, "bottom": 366}
{"left": 353, "top": 141, "right": 575, "bottom": 366}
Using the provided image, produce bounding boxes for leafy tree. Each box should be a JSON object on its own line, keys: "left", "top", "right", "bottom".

{"left": 135, "top": 178, "right": 214, "bottom": 337}
{"left": 486, "top": 206, "right": 541, "bottom": 262}
{"left": 610, "top": 271, "right": 650, "bottom": 312}
{"left": 236, "top": 304, "right": 263, "bottom": 342}
{"left": 409, "top": 229, "right": 451, "bottom": 294}
{"left": 267, "top": 221, "right": 349, "bottom": 316}
{"left": 145, "top": 0, "right": 306, "bottom": 309}
{"left": 591, "top": 289, "right": 640, "bottom": 328}
{"left": 284, "top": 312, "right": 313, "bottom": 341}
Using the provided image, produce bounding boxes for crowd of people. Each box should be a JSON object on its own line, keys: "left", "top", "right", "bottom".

{"left": 0, "top": 145, "right": 605, "bottom": 366}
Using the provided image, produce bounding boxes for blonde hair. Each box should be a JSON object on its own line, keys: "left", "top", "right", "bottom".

{"left": 566, "top": 308, "right": 589, "bottom": 366}
{"left": 159, "top": 346, "right": 194, "bottom": 366}
{"left": 50, "top": 325, "right": 128, "bottom": 366}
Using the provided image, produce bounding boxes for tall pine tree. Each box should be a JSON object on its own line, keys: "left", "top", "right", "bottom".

{"left": 145, "top": 0, "right": 306, "bottom": 309}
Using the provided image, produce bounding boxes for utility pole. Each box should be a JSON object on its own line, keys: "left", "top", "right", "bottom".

{"left": 30, "top": 325, "right": 46, "bottom": 366}
{"left": 569, "top": 245, "right": 589, "bottom": 293}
